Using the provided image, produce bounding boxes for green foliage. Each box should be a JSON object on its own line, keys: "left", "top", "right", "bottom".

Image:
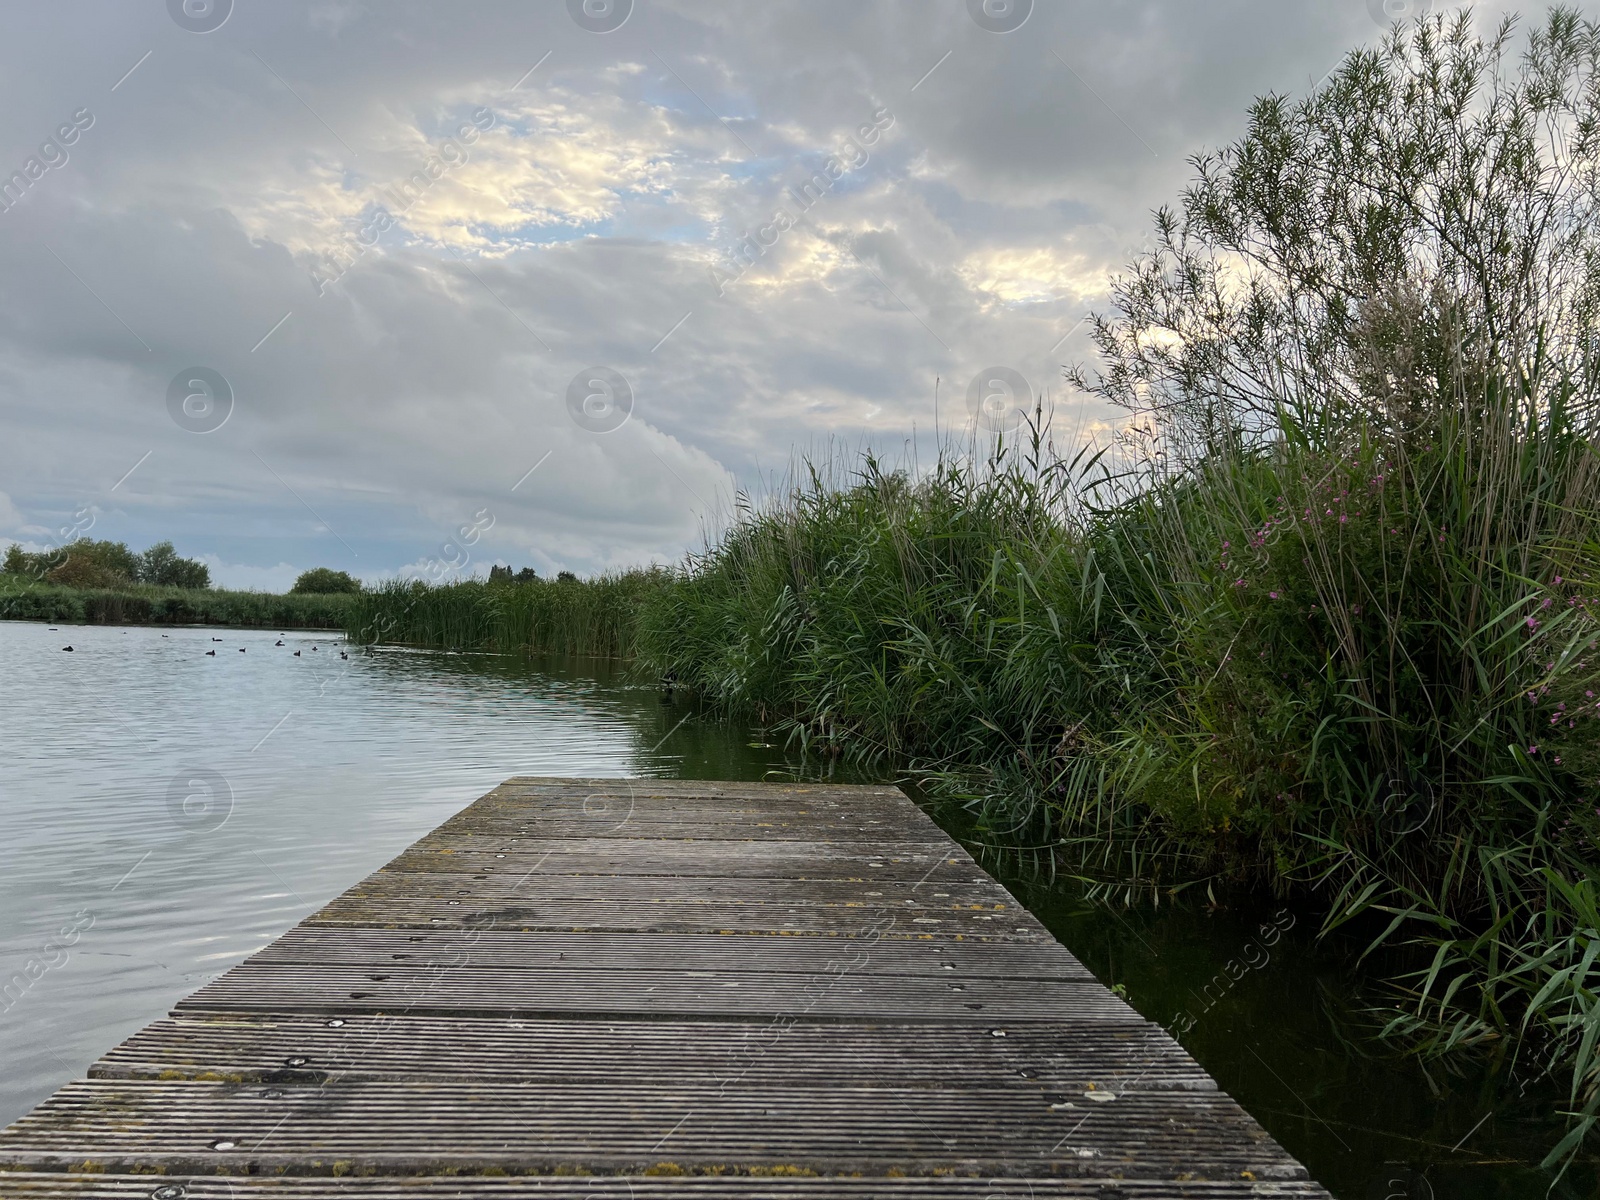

{"left": 632, "top": 406, "right": 1600, "bottom": 1162}
{"left": 139, "top": 541, "right": 210, "bottom": 589}
{"left": 65, "top": 539, "right": 142, "bottom": 582}
{"left": 46, "top": 551, "right": 128, "bottom": 590}
{"left": 0, "top": 580, "right": 351, "bottom": 628}
{"left": 1070, "top": 8, "right": 1600, "bottom": 460}
{"left": 4, "top": 538, "right": 210, "bottom": 589}
{"left": 1058, "top": 7, "right": 1600, "bottom": 1170}
{"left": 290, "top": 566, "right": 361, "bottom": 595}
{"left": 488, "top": 565, "right": 539, "bottom": 583}
{"left": 5, "top": 539, "right": 138, "bottom": 588}
{"left": 346, "top": 569, "right": 663, "bottom": 658}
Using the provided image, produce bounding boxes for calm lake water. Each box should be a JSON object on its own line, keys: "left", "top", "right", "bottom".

{"left": 0, "top": 619, "right": 1589, "bottom": 1199}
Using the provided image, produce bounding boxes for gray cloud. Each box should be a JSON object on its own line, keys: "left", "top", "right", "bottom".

{"left": 0, "top": 0, "right": 1522, "bottom": 584}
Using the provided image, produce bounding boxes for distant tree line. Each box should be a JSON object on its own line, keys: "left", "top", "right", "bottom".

{"left": 488, "top": 565, "right": 577, "bottom": 583}
{"left": 3, "top": 539, "right": 210, "bottom": 590}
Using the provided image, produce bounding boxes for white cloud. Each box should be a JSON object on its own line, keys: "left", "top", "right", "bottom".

{"left": 0, "top": 491, "right": 24, "bottom": 533}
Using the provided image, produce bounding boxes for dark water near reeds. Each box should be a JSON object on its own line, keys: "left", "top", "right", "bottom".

{"left": 0, "top": 620, "right": 1588, "bottom": 1198}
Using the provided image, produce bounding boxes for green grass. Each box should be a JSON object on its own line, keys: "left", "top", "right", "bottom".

{"left": 0, "top": 579, "right": 354, "bottom": 629}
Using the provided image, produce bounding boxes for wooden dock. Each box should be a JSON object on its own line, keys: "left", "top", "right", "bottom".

{"left": 0, "top": 777, "right": 1330, "bottom": 1197}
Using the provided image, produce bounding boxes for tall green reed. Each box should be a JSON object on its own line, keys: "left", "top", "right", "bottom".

{"left": 346, "top": 570, "right": 663, "bottom": 658}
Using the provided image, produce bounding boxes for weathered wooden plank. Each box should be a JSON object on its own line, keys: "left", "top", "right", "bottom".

{"left": 239, "top": 928, "right": 1091, "bottom": 979}
{"left": 455, "top": 780, "right": 931, "bottom": 819}
{"left": 434, "top": 783, "right": 949, "bottom": 842}
{"left": 431, "top": 818, "right": 953, "bottom": 843}
{"left": 386, "top": 840, "right": 971, "bottom": 880}
{"left": 93, "top": 1015, "right": 1206, "bottom": 1089}
{"left": 497, "top": 778, "right": 917, "bottom": 801}
{"left": 172, "top": 963, "right": 1126, "bottom": 1022}
{"left": 303, "top": 897, "right": 1049, "bottom": 937}
{"left": 0, "top": 1079, "right": 1307, "bottom": 1181}
{"left": 343, "top": 871, "right": 1016, "bottom": 908}
{"left": 0, "top": 1174, "right": 1338, "bottom": 1198}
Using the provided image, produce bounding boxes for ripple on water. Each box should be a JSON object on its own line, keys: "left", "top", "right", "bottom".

{"left": 0, "top": 621, "right": 671, "bottom": 1122}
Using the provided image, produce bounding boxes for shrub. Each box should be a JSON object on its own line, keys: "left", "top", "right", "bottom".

{"left": 291, "top": 567, "right": 361, "bottom": 595}
{"left": 46, "top": 552, "right": 128, "bottom": 590}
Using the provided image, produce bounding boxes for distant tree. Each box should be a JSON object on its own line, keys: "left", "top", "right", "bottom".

{"left": 69, "top": 539, "right": 140, "bottom": 581}
{"left": 557, "top": 570, "right": 577, "bottom": 583}
{"left": 137, "top": 540, "right": 211, "bottom": 589}
{"left": 160, "top": 557, "right": 211, "bottom": 590}
{"left": 47, "top": 553, "right": 125, "bottom": 589}
{"left": 4, "top": 544, "right": 67, "bottom": 580}
{"left": 488, "top": 565, "right": 539, "bottom": 584}
{"left": 1, "top": 538, "right": 210, "bottom": 589}
{"left": 3, "top": 544, "right": 35, "bottom": 575}
{"left": 137, "top": 541, "right": 179, "bottom": 584}
{"left": 290, "top": 567, "right": 361, "bottom": 594}
{"left": 16, "top": 539, "right": 141, "bottom": 589}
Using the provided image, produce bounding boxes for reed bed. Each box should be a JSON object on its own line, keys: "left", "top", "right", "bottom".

{"left": 345, "top": 570, "right": 662, "bottom": 658}
{"left": 634, "top": 405, "right": 1600, "bottom": 1165}
{"left": 0, "top": 580, "right": 353, "bottom": 628}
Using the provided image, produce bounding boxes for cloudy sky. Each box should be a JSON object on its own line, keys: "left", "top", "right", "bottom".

{"left": 0, "top": 0, "right": 1513, "bottom": 589}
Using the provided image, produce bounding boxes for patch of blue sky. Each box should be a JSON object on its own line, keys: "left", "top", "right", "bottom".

{"left": 719, "top": 153, "right": 791, "bottom": 183}
{"left": 636, "top": 81, "right": 770, "bottom": 157}
{"left": 432, "top": 223, "right": 591, "bottom": 255}
{"left": 610, "top": 215, "right": 715, "bottom": 246}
